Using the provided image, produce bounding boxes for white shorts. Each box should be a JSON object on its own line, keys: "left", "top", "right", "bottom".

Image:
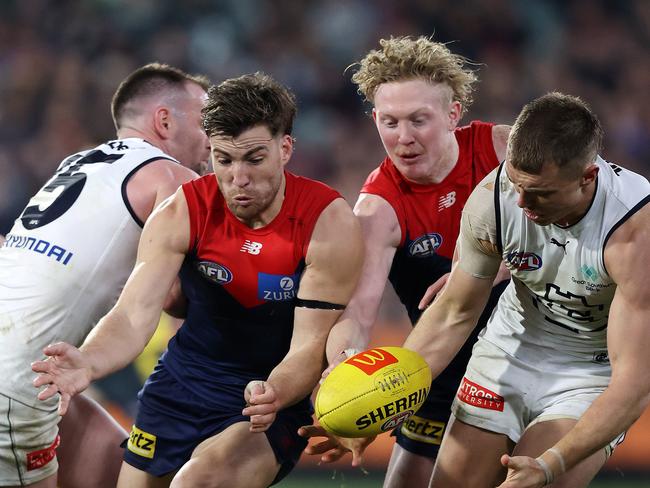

{"left": 0, "top": 393, "right": 60, "bottom": 486}
{"left": 451, "top": 339, "right": 624, "bottom": 455}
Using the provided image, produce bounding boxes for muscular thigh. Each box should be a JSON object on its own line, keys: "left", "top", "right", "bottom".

{"left": 172, "top": 422, "right": 278, "bottom": 488}
{"left": 430, "top": 414, "right": 513, "bottom": 488}
{"left": 58, "top": 393, "right": 127, "bottom": 488}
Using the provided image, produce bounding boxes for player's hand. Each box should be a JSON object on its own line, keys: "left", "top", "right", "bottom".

{"left": 243, "top": 380, "right": 278, "bottom": 433}
{"left": 320, "top": 348, "right": 360, "bottom": 382}
{"left": 418, "top": 273, "right": 450, "bottom": 310}
{"left": 31, "top": 342, "right": 93, "bottom": 416}
{"left": 298, "top": 424, "right": 375, "bottom": 467}
{"left": 496, "top": 454, "right": 548, "bottom": 488}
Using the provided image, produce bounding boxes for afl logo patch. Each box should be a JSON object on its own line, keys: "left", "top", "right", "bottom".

{"left": 506, "top": 252, "right": 542, "bottom": 271}
{"left": 196, "top": 261, "right": 233, "bottom": 284}
{"left": 408, "top": 233, "right": 443, "bottom": 258}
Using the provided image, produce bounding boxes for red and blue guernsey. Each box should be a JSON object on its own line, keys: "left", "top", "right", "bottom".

{"left": 163, "top": 171, "right": 340, "bottom": 399}
{"left": 362, "top": 121, "right": 500, "bottom": 323}
{"left": 360, "top": 121, "right": 505, "bottom": 456}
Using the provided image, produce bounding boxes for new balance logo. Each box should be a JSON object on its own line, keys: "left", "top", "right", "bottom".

{"left": 240, "top": 240, "right": 263, "bottom": 255}
{"left": 438, "top": 191, "right": 456, "bottom": 211}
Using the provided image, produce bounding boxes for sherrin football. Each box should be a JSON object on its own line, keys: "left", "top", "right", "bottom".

{"left": 315, "top": 346, "right": 431, "bottom": 437}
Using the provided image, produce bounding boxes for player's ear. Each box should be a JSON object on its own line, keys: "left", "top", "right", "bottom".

{"left": 448, "top": 100, "right": 462, "bottom": 130}
{"left": 153, "top": 106, "right": 172, "bottom": 138}
{"left": 280, "top": 134, "right": 293, "bottom": 166}
{"left": 580, "top": 163, "right": 599, "bottom": 187}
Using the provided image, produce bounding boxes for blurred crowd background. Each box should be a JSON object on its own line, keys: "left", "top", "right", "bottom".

{"left": 1, "top": 0, "right": 648, "bottom": 484}
{"left": 1, "top": 0, "right": 649, "bottom": 234}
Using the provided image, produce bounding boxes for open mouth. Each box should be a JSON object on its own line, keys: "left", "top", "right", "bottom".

{"left": 523, "top": 209, "right": 540, "bottom": 221}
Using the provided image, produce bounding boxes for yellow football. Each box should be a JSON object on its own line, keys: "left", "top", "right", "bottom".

{"left": 315, "top": 346, "right": 432, "bottom": 438}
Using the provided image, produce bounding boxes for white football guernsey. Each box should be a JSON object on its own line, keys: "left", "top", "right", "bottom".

{"left": 482, "top": 156, "right": 650, "bottom": 366}
{"left": 0, "top": 138, "right": 177, "bottom": 407}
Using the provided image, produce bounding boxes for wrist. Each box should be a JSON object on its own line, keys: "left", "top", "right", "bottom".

{"left": 536, "top": 447, "right": 566, "bottom": 486}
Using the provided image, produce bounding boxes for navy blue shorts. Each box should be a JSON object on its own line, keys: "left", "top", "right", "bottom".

{"left": 393, "top": 280, "right": 508, "bottom": 458}
{"left": 123, "top": 364, "right": 312, "bottom": 485}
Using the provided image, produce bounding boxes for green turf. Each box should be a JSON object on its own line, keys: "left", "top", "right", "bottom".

{"left": 276, "top": 471, "right": 650, "bottom": 487}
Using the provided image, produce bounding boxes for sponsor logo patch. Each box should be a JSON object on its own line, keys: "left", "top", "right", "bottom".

{"left": 196, "top": 260, "right": 233, "bottom": 285}
{"left": 580, "top": 265, "right": 599, "bottom": 282}
{"left": 345, "top": 348, "right": 398, "bottom": 375}
{"left": 26, "top": 435, "right": 60, "bottom": 471}
{"left": 408, "top": 233, "right": 443, "bottom": 258}
{"left": 505, "top": 251, "right": 542, "bottom": 271}
{"left": 457, "top": 377, "right": 504, "bottom": 411}
{"left": 127, "top": 425, "right": 156, "bottom": 459}
{"left": 355, "top": 388, "right": 428, "bottom": 431}
{"left": 258, "top": 272, "right": 299, "bottom": 301}
{"left": 400, "top": 415, "right": 446, "bottom": 445}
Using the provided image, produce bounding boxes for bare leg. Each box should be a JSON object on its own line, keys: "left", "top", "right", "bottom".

{"left": 171, "top": 422, "right": 279, "bottom": 488}
{"left": 57, "top": 394, "right": 127, "bottom": 488}
{"left": 5, "top": 473, "right": 57, "bottom": 488}
{"left": 430, "top": 415, "right": 513, "bottom": 488}
{"left": 117, "top": 461, "right": 176, "bottom": 488}
{"left": 383, "top": 444, "right": 434, "bottom": 488}
{"left": 513, "top": 418, "right": 607, "bottom": 488}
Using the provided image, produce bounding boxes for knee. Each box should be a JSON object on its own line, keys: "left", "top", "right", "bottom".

{"left": 170, "top": 458, "right": 229, "bottom": 488}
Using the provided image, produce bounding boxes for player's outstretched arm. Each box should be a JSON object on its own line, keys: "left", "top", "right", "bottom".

{"left": 243, "top": 198, "right": 364, "bottom": 432}
{"left": 405, "top": 178, "right": 502, "bottom": 377}
{"left": 324, "top": 193, "right": 400, "bottom": 367}
{"left": 32, "top": 188, "right": 191, "bottom": 414}
{"left": 498, "top": 204, "right": 650, "bottom": 488}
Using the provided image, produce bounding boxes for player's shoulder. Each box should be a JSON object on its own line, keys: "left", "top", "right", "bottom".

{"left": 286, "top": 171, "right": 342, "bottom": 211}
{"left": 464, "top": 166, "right": 499, "bottom": 219}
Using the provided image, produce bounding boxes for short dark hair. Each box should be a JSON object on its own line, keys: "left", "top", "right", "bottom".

{"left": 202, "top": 72, "right": 297, "bottom": 138}
{"left": 508, "top": 92, "right": 603, "bottom": 176}
{"left": 111, "top": 63, "right": 210, "bottom": 129}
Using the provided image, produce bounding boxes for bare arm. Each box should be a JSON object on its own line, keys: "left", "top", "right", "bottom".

{"left": 244, "top": 198, "right": 364, "bottom": 430}
{"left": 500, "top": 204, "right": 650, "bottom": 487}
{"left": 82, "top": 190, "right": 190, "bottom": 375}
{"left": 405, "top": 173, "right": 502, "bottom": 374}
{"left": 32, "top": 189, "right": 191, "bottom": 412}
{"left": 325, "top": 193, "right": 400, "bottom": 362}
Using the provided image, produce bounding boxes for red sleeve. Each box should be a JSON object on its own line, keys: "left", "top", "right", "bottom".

{"left": 181, "top": 176, "right": 212, "bottom": 253}
{"left": 360, "top": 160, "right": 407, "bottom": 245}
{"left": 289, "top": 174, "right": 342, "bottom": 257}
{"left": 469, "top": 121, "right": 500, "bottom": 183}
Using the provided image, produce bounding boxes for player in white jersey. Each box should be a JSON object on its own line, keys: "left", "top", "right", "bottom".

{"left": 401, "top": 92, "right": 650, "bottom": 487}
{"left": 0, "top": 63, "right": 209, "bottom": 488}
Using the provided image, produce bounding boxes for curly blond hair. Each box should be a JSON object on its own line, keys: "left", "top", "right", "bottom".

{"left": 351, "top": 36, "right": 478, "bottom": 114}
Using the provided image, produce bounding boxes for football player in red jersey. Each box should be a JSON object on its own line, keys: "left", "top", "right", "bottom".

{"left": 32, "top": 73, "right": 364, "bottom": 487}
{"left": 299, "top": 36, "right": 510, "bottom": 488}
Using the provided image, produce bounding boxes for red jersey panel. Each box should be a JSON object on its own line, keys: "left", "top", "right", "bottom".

{"left": 161, "top": 171, "right": 341, "bottom": 391}
{"left": 183, "top": 171, "right": 340, "bottom": 308}
{"left": 361, "top": 121, "right": 499, "bottom": 322}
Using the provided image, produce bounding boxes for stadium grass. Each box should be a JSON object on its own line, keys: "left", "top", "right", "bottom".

{"left": 277, "top": 470, "right": 650, "bottom": 487}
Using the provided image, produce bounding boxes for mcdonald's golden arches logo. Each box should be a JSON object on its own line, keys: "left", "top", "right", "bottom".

{"left": 345, "top": 348, "right": 398, "bottom": 375}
